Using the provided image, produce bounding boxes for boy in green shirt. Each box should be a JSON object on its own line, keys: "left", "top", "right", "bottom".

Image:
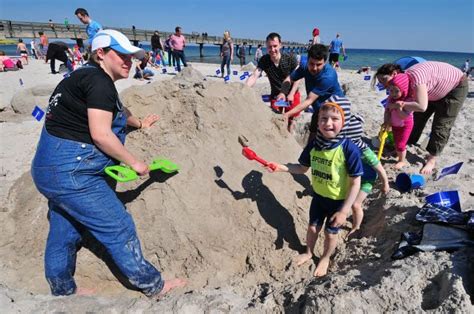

{"left": 267, "top": 102, "right": 363, "bottom": 277}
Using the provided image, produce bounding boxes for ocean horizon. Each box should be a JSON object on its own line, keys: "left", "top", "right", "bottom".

{"left": 1, "top": 42, "right": 471, "bottom": 71}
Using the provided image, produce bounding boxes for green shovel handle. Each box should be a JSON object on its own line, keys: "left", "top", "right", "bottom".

{"left": 105, "top": 158, "right": 180, "bottom": 182}
{"left": 104, "top": 165, "right": 139, "bottom": 182}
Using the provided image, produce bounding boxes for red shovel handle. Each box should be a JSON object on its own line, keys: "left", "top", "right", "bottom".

{"left": 242, "top": 147, "right": 276, "bottom": 170}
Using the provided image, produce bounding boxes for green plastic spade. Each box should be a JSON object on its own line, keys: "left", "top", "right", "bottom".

{"left": 104, "top": 165, "right": 139, "bottom": 182}
{"left": 105, "top": 158, "right": 180, "bottom": 182}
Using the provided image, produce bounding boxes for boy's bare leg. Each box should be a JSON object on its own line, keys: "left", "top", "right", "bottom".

{"left": 347, "top": 191, "right": 367, "bottom": 238}
{"left": 294, "top": 225, "right": 320, "bottom": 266}
{"left": 157, "top": 278, "right": 187, "bottom": 298}
{"left": 394, "top": 150, "right": 408, "bottom": 170}
{"left": 314, "top": 231, "right": 338, "bottom": 277}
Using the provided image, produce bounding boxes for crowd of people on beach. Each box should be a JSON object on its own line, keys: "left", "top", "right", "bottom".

{"left": 6, "top": 6, "right": 467, "bottom": 301}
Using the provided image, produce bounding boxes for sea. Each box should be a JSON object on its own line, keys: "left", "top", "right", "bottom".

{"left": 1, "top": 42, "right": 471, "bottom": 71}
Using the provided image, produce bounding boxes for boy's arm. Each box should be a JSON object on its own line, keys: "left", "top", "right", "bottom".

{"left": 374, "top": 162, "right": 390, "bottom": 194}
{"left": 266, "top": 162, "right": 309, "bottom": 174}
{"left": 329, "top": 176, "right": 361, "bottom": 227}
{"left": 284, "top": 92, "right": 318, "bottom": 118}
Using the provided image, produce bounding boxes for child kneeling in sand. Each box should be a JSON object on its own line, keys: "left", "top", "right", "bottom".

{"left": 266, "top": 102, "right": 362, "bottom": 277}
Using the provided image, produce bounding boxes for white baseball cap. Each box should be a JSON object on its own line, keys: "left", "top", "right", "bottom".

{"left": 92, "top": 29, "right": 145, "bottom": 59}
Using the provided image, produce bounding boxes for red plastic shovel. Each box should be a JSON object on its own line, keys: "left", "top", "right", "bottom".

{"left": 242, "top": 147, "right": 276, "bottom": 170}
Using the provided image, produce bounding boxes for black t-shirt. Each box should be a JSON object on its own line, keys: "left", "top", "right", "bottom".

{"left": 257, "top": 53, "right": 298, "bottom": 97}
{"left": 45, "top": 61, "right": 122, "bottom": 144}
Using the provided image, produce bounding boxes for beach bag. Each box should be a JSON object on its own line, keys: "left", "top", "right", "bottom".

{"left": 16, "top": 59, "right": 23, "bottom": 69}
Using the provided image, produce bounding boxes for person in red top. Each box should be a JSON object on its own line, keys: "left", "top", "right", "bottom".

{"left": 170, "top": 26, "right": 187, "bottom": 72}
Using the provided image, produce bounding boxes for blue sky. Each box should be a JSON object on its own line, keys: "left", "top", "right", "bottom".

{"left": 1, "top": 0, "right": 473, "bottom": 52}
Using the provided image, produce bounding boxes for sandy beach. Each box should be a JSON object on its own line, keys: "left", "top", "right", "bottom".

{"left": 0, "top": 58, "right": 473, "bottom": 312}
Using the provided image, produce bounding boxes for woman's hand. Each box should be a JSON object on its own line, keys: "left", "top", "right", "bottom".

{"left": 130, "top": 160, "right": 149, "bottom": 176}
{"left": 387, "top": 101, "right": 404, "bottom": 110}
{"left": 141, "top": 114, "right": 160, "bottom": 128}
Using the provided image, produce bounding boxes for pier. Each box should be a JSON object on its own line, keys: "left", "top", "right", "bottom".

{"left": 0, "top": 20, "right": 307, "bottom": 56}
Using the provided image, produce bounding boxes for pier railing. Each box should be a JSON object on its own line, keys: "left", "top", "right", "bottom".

{"left": 0, "top": 20, "right": 306, "bottom": 55}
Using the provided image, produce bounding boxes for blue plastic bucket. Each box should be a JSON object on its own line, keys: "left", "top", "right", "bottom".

{"left": 396, "top": 173, "right": 425, "bottom": 192}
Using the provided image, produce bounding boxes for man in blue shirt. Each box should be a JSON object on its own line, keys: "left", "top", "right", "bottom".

{"left": 328, "top": 33, "right": 345, "bottom": 68}
{"left": 75, "top": 8, "right": 103, "bottom": 48}
{"left": 278, "top": 44, "right": 344, "bottom": 143}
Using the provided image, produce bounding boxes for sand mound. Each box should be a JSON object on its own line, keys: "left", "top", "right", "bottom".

{"left": 1, "top": 69, "right": 472, "bottom": 312}
{"left": 0, "top": 84, "right": 55, "bottom": 122}
{"left": 1, "top": 71, "right": 314, "bottom": 301}
{"left": 242, "top": 62, "right": 256, "bottom": 72}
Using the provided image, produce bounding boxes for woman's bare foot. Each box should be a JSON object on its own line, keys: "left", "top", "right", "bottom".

{"left": 313, "top": 258, "right": 330, "bottom": 277}
{"left": 293, "top": 253, "right": 313, "bottom": 266}
{"left": 157, "top": 278, "right": 187, "bottom": 299}
{"left": 394, "top": 161, "right": 407, "bottom": 170}
{"left": 421, "top": 155, "right": 436, "bottom": 174}
{"left": 76, "top": 287, "right": 96, "bottom": 296}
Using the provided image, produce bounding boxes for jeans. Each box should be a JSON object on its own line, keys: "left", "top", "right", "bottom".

{"left": 220, "top": 55, "right": 231, "bottom": 76}
{"left": 166, "top": 48, "right": 175, "bottom": 66}
{"left": 172, "top": 50, "right": 187, "bottom": 72}
{"left": 31, "top": 127, "right": 164, "bottom": 297}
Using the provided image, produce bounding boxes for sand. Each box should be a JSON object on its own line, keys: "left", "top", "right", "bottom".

{"left": 0, "top": 59, "right": 472, "bottom": 312}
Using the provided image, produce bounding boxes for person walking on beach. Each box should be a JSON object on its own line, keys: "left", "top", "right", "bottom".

{"left": 246, "top": 32, "right": 302, "bottom": 128}
{"left": 39, "top": 31, "right": 49, "bottom": 60}
{"left": 49, "top": 19, "right": 55, "bottom": 31}
{"left": 170, "top": 26, "right": 187, "bottom": 72}
{"left": 16, "top": 39, "right": 29, "bottom": 65}
{"left": 164, "top": 35, "right": 175, "bottom": 67}
{"left": 75, "top": 8, "right": 103, "bottom": 48}
{"left": 151, "top": 31, "right": 165, "bottom": 66}
{"left": 220, "top": 30, "right": 234, "bottom": 78}
{"left": 278, "top": 44, "right": 345, "bottom": 143}
{"left": 328, "top": 33, "right": 345, "bottom": 68}
{"left": 238, "top": 42, "right": 247, "bottom": 68}
{"left": 374, "top": 61, "right": 468, "bottom": 174}
{"left": 254, "top": 44, "right": 263, "bottom": 64}
{"left": 31, "top": 29, "right": 186, "bottom": 298}
{"left": 311, "top": 27, "right": 320, "bottom": 45}
{"left": 29, "top": 39, "right": 38, "bottom": 59}
{"left": 265, "top": 102, "right": 363, "bottom": 277}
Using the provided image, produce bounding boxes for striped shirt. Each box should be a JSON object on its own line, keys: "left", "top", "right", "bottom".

{"left": 314, "top": 95, "right": 367, "bottom": 150}
{"left": 406, "top": 61, "right": 464, "bottom": 101}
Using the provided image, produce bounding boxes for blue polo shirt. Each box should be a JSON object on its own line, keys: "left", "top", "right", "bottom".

{"left": 86, "top": 20, "right": 103, "bottom": 44}
{"left": 330, "top": 38, "right": 343, "bottom": 54}
{"left": 290, "top": 63, "right": 344, "bottom": 110}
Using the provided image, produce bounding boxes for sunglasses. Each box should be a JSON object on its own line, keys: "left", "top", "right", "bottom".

{"left": 105, "top": 48, "right": 133, "bottom": 61}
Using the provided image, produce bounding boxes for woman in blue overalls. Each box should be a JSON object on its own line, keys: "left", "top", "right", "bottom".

{"left": 31, "top": 29, "right": 185, "bottom": 297}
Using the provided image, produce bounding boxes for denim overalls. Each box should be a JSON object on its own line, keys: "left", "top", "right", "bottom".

{"left": 31, "top": 74, "right": 164, "bottom": 297}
